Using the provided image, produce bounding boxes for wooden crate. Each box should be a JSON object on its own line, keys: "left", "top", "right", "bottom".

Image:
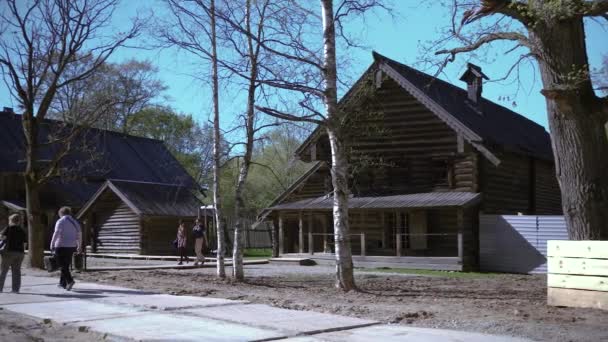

{"left": 547, "top": 240, "right": 608, "bottom": 310}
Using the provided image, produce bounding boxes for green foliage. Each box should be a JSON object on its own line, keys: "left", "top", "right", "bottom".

{"left": 220, "top": 125, "right": 310, "bottom": 212}
{"left": 244, "top": 248, "right": 272, "bottom": 258}
{"left": 127, "top": 106, "right": 217, "bottom": 182}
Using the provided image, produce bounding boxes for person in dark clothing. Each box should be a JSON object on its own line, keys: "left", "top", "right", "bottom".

{"left": 0, "top": 214, "right": 27, "bottom": 293}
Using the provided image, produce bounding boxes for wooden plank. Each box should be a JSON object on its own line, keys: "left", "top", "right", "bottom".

{"left": 548, "top": 287, "right": 608, "bottom": 310}
{"left": 298, "top": 212, "right": 304, "bottom": 254}
{"left": 548, "top": 256, "right": 608, "bottom": 276}
{"left": 278, "top": 214, "right": 284, "bottom": 255}
{"left": 548, "top": 240, "right": 608, "bottom": 259}
{"left": 548, "top": 274, "right": 608, "bottom": 292}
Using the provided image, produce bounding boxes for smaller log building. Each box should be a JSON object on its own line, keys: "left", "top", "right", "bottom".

{"left": 259, "top": 52, "right": 562, "bottom": 271}
{"left": 77, "top": 180, "right": 206, "bottom": 255}
{"left": 0, "top": 109, "right": 205, "bottom": 254}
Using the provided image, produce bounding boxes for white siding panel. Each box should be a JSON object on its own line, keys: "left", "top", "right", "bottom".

{"left": 480, "top": 214, "right": 568, "bottom": 274}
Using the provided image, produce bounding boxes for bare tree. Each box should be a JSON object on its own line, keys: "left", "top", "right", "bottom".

{"left": 428, "top": 0, "right": 608, "bottom": 240}
{"left": 0, "top": 0, "right": 141, "bottom": 267}
{"left": 245, "top": 0, "right": 388, "bottom": 291}
{"left": 161, "top": 0, "right": 227, "bottom": 278}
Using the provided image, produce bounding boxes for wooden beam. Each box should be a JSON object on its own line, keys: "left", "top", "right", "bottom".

{"left": 548, "top": 256, "right": 608, "bottom": 277}
{"left": 456, "top": 209, "right": 464, "bottom": 263}
{"left": 548, "top": 287, "right": 608, "bottom": 310}
{"left": 457, "top": 135, "right": 465, "bottom": 153}
{"left": 298, "top": 211, "right": 304, "bottom": 254}
{"left": 548, "top": 241, "right": 608, "bottom": 259}
{"left": 278, "top": 213, "right": 284, "bottom": 255}
{"left": 548, "top": 274, "right": 608, "bottom": 292}
{"left": 322, "top": 214, "right": 330, "bottom": 253}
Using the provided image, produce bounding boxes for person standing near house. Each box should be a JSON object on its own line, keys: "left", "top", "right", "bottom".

{"left": 50, "top": 207, "right": 82, "bottom": 290}
{"left": 192, "top": 219, "right": 206, "bottom": 266}
{"left": 176, "top": 221, "right": 189, "bottom": 265}
{"left": 0, "top": 214, "right": 27, "bottom": 293}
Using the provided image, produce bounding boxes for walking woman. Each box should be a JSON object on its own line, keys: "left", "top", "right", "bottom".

{"left": 176, "top": 221, "right": 189, "bottom": 265}
{"left": 50, "top": 207, "right": 82, "bottom": 291}
{"left": 0, "top": 214, "right": 27, "bottom": 293}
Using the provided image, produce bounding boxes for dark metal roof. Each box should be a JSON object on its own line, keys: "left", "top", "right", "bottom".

{"left": 372, "top": 52, "right": 554, "bottom": 161}
{"left": 0, "top": 111, "right": 200, "bottom": 208}
{"left": 269, "top": 192, "right": 481, "bottom": 211}
{"left": 77, "top": 180, "right": 203, "bottom": 218}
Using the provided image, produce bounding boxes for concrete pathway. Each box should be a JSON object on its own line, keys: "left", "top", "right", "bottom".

{"left": 1, "top": 275, "right": 530, "bottom": 342}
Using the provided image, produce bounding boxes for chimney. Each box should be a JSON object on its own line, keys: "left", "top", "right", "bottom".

{"left": 459, "top": 63, "right": 489, "bottom": 104}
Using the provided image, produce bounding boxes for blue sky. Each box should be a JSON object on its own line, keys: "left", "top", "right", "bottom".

{"left": 1, "top": 1, "right": 607, "bottom": 132}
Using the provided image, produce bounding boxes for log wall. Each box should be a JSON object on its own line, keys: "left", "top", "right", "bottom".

{"left": 481, "top": 152, "right": 531, "bottom": 214}
{"left": 535, "top": 160, "right": 562, "bottom": 214}
{"left": 92, "top": 191, "right": 141, "bottom": 254}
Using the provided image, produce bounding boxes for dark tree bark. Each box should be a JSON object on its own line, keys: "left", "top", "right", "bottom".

{"left": 434, "top": 0, "right": 608, "bottom": 240}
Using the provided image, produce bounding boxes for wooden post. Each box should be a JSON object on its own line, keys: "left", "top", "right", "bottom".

{"left": 308, "top": 213, "right": 314, "bottom": 254}
{"left": 278, "top": 213, "right": 284, "bottom": 255}
{"left": 457, "top": 209, "right": 464, "bottom": 263}
{"left": 457, "top": 231, "right": 464, "bottom": 262}
{"left": 381, "top": 212, "right": 387, "bottom": 248}
{"left": 360, "top": 233, "right": 366, "bottom": 257}
{"left": 396, "top": 233, "right": 402, "bottom": 257}
{"left": 298, "top": 211, "right": 304, "bottom": 254}
{"left": 322, "top": 214, "right": 329, "bottom": 253}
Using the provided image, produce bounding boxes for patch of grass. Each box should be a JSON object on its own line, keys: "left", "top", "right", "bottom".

{"left": 243, "top": 248, "right": 272, "bottom": 258}
{"left": 358, "top": 267, "right": 503, "bottom": 279}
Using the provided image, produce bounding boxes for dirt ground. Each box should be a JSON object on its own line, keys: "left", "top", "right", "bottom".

{"left": 0, "top": 308, "right": 107, "bottom": 342}
{"left": 7, "top": 261, "right": 608, "bottom": 342}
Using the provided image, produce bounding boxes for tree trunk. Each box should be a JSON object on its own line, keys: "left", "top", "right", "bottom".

{"left": 24, "top": 177, "right": 45, "bottom": 268}
{"left": 531, "top": 18, "right": 608, "bottom": 240}
{"left": 210, "top": 0, "right": 226, "bottom": 278}
{"left": 321, "top": 0, "right": 356, "bottom": 291}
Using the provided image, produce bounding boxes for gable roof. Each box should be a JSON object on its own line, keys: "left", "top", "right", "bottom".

{"left": 77, "top": 179, "right": 203, "bottom": 219}
{"left": 295, "top": 52, "right": 554, "bottom": 164}
{"left": 0, "top": 111, "right": 201, "bottom": 206}
{"left": 373, "top": 52, "right": 553, "bottom": 161}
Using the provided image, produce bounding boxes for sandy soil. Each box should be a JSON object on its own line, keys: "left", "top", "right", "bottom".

{"left": 0, "top": 308, "right": 107, "bottom": 342}
{"left": 8, "top": 261, "right": 608, "bottom": 342}
{"left": 72, "top": 262, "right": 608, "bottom": 342}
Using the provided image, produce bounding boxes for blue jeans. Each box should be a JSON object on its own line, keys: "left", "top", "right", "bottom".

{"left": 0, "top": 251, "right": 24, "bottom": 292}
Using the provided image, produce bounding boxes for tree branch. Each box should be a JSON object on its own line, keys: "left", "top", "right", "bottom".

{"left": 255, "top": 105, "right": 325, "bottom": 125}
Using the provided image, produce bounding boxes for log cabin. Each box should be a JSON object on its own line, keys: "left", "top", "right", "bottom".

{"left": 258, "top": 52, "right": 562, "bottom": 271}
{"left": 0, "top": 109, "right": 204, "bottom": 254}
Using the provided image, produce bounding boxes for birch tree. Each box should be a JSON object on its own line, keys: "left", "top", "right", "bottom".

{"left": 0, "top": 0, "right": 141, "bottom": 267}
{"left": 430, "top": 0, "right": 608, "bottom": 240}
{"left": 162, "top": 0, "right": 227, "bottom": 278}
{"left": 247, "top": 0, "right": 388, "bottom": 291}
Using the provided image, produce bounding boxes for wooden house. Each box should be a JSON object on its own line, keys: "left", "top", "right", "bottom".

{"left": 0, "top": 109, "right": 204, "bottom": 254}
{"left": 258, "top": 52, "right": 562, "bottom": 271}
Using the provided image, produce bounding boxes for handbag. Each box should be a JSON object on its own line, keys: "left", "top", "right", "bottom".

{"left": 44, "top": 255, "right": 59, "bottom": 272}
{"left": 172, "top": 239, "right": 178, "bottom": 249}
{"left": 0, "top": 227, "right": 9, "bottom": 255}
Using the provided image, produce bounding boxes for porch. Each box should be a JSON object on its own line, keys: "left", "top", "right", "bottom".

{"left": 269, "top": 192, "right": 481, "bottom": 271}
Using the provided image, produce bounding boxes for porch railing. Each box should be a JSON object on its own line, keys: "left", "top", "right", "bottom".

{"left": 395, "top": 232, "right": 463, "bottom": 261}
{"left": 306, "top": 233, "right": 366, "bottom": 256}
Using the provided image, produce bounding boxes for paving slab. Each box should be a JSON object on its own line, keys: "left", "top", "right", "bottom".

{"left": 2, "top": 299, "right": 146, "bottom": 323}
{"left": 4, "top": 275, "right": 58, "bottom": 286}
{"left": 0, "top": 292, "right": 75, "bottom": 305}
{"left": 184, "top": 303, "right": 377, "bottom": 335}
{"left": 92, "top": 293, "right": 247, "bottom": 311}
{"left": 71, "top": 311, "right": 285, "bottom": 342}
{"left": 279, "top": 325, "right": 531, "bottom": 342}
{"left": 17, "top": 283, "right": 154, "bottom": 300}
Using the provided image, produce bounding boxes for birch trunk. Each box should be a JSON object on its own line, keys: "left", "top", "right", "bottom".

{"left": 530, "top": 18, "right": 608, "bottom": 239}
{"left": 232, "top": 0, "right": 258, "bottom": 281}
{"left": 210, "top": 0, "right": 226, "bottom": 278}
{"left": 321, "top": 0, "right": 356, "bottom": 291}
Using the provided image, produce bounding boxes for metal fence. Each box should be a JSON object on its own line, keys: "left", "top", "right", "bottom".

{"left": 479, "top": 214, "right": 568, "bottom": 274}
